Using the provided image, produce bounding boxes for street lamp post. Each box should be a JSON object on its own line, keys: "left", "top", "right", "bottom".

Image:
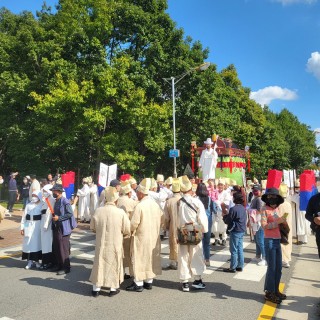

{"left": 164, "top": 62, "right": 211, "bottom": 178}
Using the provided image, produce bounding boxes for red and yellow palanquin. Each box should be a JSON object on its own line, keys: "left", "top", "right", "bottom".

{"left": 191, "top": 137, "right": 248, "bottom": 186}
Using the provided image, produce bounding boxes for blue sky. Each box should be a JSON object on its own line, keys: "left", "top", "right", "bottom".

{"left": 1, "top": 0, "right": 320, "bottom": 142}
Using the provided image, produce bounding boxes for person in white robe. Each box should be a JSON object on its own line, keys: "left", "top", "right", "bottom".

{"left": 199, "top": 138, "right": 218, "bottom": 180}
{"left": 28, "top": 175, "right": 41, "bottom": 201}
{"left": 129, "top": 177, "right": 138, "bottom": 201}
{"left": 212, "top": 179, "right": 231, "bottom": 245}
{"left": 163, "top": 177, "right": 174, "bottom": 199}
{"left": 21, "top": 191, "right": 43, "bottom": 269}
{"left": 88, "top": 179, "right": 99, "bottom": 217}
{"left": 177, "top": 175, "right": 208, "bottom": 292}
{"left": 89, "top": 187, "right": 131, "bottom": 297}
{"left": 40, "top": 184, "right": 55, "bottom": 269}
{"left": 76, "top": 177, "right": 91, "bottom": 222}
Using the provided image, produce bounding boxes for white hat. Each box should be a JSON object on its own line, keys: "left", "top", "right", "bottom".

{"left": 129, "top": 177, "right": 137, "bottom": 185}
{"left": 137, "top": 178, "right": 151, "bottom": 195}
{"left": 156, "top": 174, "right": 164, "bottom": 182}
{"left": 204, "top": 138, "right": 213, "bottom": 145}
{"left": 180, "top": 175, "right": 192, "bottom": 192}
{"left": 121, "top": 181, "right": 132, "bottom": 195}
{"left": 105, "top": 186, "right": 119, "bottom": 203}
{"left": 261, "top": 180, "right": 267, "bottom": 190}
{"left": 172, "top": 178, "right": 181, "bottom": 193}
{"left": 230, "top": 179, "right": 237, "bottom": 186}
{"left": 192, "top": 183, "right": 198, "bottom": 192}
{"left": 150, "top": 178, "right": 158, "bottom": 190}
{"left": 165, "top": 177, "right": 173, "bottom": 185}
{"left": 217, "top": 178, "right": 225, "bottom": 185}
{"left": 43, "top": 184, "right": 53, "bottom": 195}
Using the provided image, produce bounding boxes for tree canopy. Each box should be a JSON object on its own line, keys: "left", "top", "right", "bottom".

{"left": 0, "top": 0, "right": 317, "bottom": 181}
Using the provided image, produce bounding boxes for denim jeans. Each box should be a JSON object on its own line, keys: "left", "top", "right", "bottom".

{"left": 22, "top": 197, "right": 29, "bottom": 210}
{"left": 264, "top": 238, "right": 282, "bottom": 293}
{"left": 254, "top": 227, "right": 266, "bottom": 259}
{"left": 202, "top": 213, "right": 213, "bottom": 260}
{"left": 229, "top": 231, "right": 244, "bottom": 270}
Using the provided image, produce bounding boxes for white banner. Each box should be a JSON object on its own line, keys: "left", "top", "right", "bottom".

{"left": 106, "top": 164, "right": 117, "bottom": 187}
{"left": 283, "top": 169, "right": 296, "bottom": 188}
{"left": 98, "top": 162, "right": 109, "bottom": 188}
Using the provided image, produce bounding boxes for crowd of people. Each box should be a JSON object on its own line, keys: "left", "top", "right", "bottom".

{"left": 1, "top": 166, "right": 319, "bottom": 304}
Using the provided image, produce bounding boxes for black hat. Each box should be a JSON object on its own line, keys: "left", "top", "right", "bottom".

{"left": 252, "top": 184, "right": 262, "bottom": 191}
{"left": 261, "top": 188, "right": 284, "bottom": 205}
{"left": 110, "top": 179, "right": 120, "bottom": 187}
{"left": 51, "top": 184, "right": 64, "bottom": 192}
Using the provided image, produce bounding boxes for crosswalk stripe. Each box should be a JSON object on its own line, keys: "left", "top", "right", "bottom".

{"left": 77, "top": 252, "right": 95, "bottom": 259}
{"left": 234, "top": 262, "right": 267, "bottom": 282}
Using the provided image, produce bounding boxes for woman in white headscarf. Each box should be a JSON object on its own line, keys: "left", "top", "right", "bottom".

{"left": 40, "top": 184, "right": 55, "bottom": 269}
{"left": 20, "top": 191, "right": 43, "bottom": 269}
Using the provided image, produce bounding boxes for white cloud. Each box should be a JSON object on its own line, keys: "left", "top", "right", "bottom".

{"left": 250, "top": 86, "right": 298, "bottom": 106}
{"left": 306, "top": 52, "right": 320, "bottom": 80}
{"left": 273, "top": 0, "right": 317, "bottom": 5}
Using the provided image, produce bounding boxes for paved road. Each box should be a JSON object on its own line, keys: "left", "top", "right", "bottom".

{"left": 0, "top": 230, "right": 301, "bottom": 320}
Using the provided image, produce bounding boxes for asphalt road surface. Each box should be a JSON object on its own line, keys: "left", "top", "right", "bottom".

{"left": 0, "top": 231, "right": 296, "bottom": 320}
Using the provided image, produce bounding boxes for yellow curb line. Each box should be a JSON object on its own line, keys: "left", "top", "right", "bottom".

{"left": 257, "top": 283, "right": 285, "bottom": 320}
{"left": 0, "top": 251, "right": 22, "bottom": 259}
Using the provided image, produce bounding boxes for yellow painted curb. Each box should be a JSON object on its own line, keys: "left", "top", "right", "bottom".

{"left": 0, "top": 251, "right": 21, "bottom": 259}
{"left": 257, "top": 283, "right": 285, "bottom": 320}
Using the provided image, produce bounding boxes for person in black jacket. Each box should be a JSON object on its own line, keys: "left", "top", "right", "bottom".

{"left": 223, "top": 192, "right": 247, "bottom": 273}
{"left": 305, "top": 193, "right": 320, "bottom": 258}
{"left": 20, "top": 177, "right": 31, "bottom": 210}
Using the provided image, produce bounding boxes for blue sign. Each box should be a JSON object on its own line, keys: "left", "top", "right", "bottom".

{"left": 169, "top": 149, "right": 180, "bottom": 158}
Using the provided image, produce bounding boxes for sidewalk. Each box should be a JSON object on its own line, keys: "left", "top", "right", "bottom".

{"left": 275, "top": 235, "right": 320, "bottom": 320}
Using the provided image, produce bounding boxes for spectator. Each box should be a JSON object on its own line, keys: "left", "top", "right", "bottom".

{"left": 20, "top": 177, "right": 31, "bottom": 210}
{"left": 7, "top": 172, "right": 19, "bottom": 213}
{"left": 223, "top": 192, "right": 247, "bottom": 273}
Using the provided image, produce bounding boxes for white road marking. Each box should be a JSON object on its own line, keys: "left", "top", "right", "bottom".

{"left": 234, "top": 262, "right": 267, "bottom": 282}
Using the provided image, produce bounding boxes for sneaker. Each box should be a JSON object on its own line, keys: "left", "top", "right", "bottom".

{"left": 192, "top": 279, "right": 206, "bottom": 289}
{"left": 282, "top": 261, "right": 290, "bottom": 268}
{"left": 25, "top": 261, "right": 33, "bottom": 270}
{"left": 258, "top": 259, "right": 267, "bottom": 266}
{"left": 265, "top": 291, "right": 281, "bottom": 304}
{"left": 251, "top": 257, "right": 261, "bottom": 263}
{"left": 182, "top": 283, "right": 190, "bottom": 292}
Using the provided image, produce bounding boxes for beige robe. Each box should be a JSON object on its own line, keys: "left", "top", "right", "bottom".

{"left": 89, "top": 203, "right": 130, "bottom": 288}
{"left": 177, "top": 194, "right": 208, "bottom": 280}
{"left": 164, "top": 193, "right": 181, "bottom": 261}
{"left": 278, "top": 200, "right": 293, "bottom": 263}
{"left": 131, "top": 196, "right": 163, "bottom": 281}
{"left": 117, "top": 195, "right": 137, "bottom": 271}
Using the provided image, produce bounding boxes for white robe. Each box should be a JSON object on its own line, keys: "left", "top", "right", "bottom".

{"left": 89, "top": 183, "right": 99, "bottom": 216}
{"left": 177, "top": 194, "right": 208, "bottom": 280}
{"left": 212, "top": 190, "right": 231, "bottom": 236}
{"left": 199, "top": 147, "right": 218, "bottom": 180}
{"left": 40, "top": 197, "right": 54, "bottom": 254}
{"left": 21, "top": 202, "right": 42, "bottom": 255}
{"left": 77, "top": 184, "right": 91, "bottom": 221}
{"left": 290, "top": 193, "right": 311, "bottom": 243}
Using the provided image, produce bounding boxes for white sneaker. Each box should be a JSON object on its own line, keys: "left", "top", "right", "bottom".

{"left": 35, "top": 262, "right": 41, "bottom": 269}
{"left": 282, "top": 261, "right": 290, "bottom": 268}
{"left": 182, "top": 283, "right": 190, "bottom": 292}
{"left": 25, "top": 261, "right": 33, "bottom": 270}
{"left": 251, "top": 257, "right": 261, "bottom": 263}
{"left": 258, "top": 259, "right": 267, "bottom": 266}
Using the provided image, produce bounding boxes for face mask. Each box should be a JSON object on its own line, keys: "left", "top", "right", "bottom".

{"left": 266, "top": 198, "right": 278, "bottom": 206}
{"left": 31, "top": 197, "right": 39, "bottom": 203}
{"left": 52, "top": 193, "right": 58, "bottom": 199}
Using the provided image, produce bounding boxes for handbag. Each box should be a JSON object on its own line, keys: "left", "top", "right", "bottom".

{"left": 177, "top": 198, "right": 203, "bottom": 245}
{"left": 279, "top": 223, "right": 290, "bottom": 245}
